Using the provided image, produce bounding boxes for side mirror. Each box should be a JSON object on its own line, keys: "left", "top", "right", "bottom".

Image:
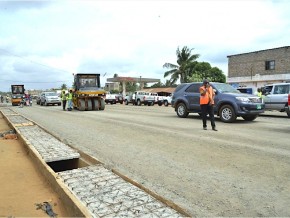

{"left": 213, "top": 89, "right": 217, "bottom": 94}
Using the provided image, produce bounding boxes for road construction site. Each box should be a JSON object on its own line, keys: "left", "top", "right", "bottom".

{"left": 1, "top": 103, "right": 290, "bottom": 217}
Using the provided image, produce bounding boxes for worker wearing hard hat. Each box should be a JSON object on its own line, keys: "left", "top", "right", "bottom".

{"left": 199, "top": 79, "right": 217, "bottom": 131}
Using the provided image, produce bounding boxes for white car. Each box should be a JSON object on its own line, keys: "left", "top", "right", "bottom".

{"left": 40, "top": 92, "right": 61, "bottom": 106}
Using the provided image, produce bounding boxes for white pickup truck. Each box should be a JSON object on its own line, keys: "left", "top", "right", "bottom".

{"left": 124, "top": 91, "right": 155, "bottom": 106}
{"left": 162, "top": 95, "right": 172, "bottom": 107}
{"left": 149, "top": 93, "right": 172, "bottom": 106}
{"left": 105, "top": 92, "right": 123, "bottom": 104}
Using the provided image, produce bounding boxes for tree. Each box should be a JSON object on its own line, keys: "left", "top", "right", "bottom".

{"left": 60, "top": 83, "right": 67, "bottom": 90}
{"left": 125, "top": 82, "right": 137, "bottom": 93}
{"left": 163, "top": 46, "right": 200, "bottom": 84}
{"left": 188, "top": 62, "right": 226, "bottom": 83}
{"left": 150, "top": 82, "right": 163, "bottom": 88}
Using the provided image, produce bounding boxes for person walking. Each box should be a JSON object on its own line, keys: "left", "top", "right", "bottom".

{"left": 199, "top": 79, "right": 217, "bottom": 131}
{"left": 60, "top": 90, "right": 67, "bottom": 111}
{"left": 66, "top": 89, "right": 73, "bottom": 111}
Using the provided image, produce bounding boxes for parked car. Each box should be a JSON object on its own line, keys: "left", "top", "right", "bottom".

{"left": 171, "top": 82, "right": 265, "bottom": 123}
{"left": 124, "top": 91, "right": 155, "bottom": 106}
{"left": 36, "top": 94, "right": 41, "bottom": 105}
{"left": 163, "top": 95, "right": 172, "bottom": 107}
{"left": 105, "top": 92, "right": 123, "bottom": 104}
{"left": 149, "top": 93, "right": 163, "bottom": 106}
{"left": 40, "top": 92, "right": 61, "bottom": 106}
{"left": 261, "top": 83, "right": 290, "bottom": 117}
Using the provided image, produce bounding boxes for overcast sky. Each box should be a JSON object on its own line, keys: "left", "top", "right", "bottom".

{"left": 0, "top": 0, "right": 290, "bottom": 92}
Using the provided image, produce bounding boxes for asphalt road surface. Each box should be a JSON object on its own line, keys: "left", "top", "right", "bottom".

{"left": 12, "top": 103, "right": 290, "bottom": 217}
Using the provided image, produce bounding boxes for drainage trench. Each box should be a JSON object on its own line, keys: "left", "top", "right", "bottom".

{"left": 0, "top": 108, "right": 190, "bottom": 217}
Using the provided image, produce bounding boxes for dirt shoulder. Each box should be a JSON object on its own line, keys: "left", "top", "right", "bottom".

{"left": 0, "top": 113, "right": 70, "bottom": 217}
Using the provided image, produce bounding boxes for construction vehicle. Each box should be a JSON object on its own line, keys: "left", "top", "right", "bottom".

{"left": 72, "top": 73, "right": 106, "bottom": 111}
{"left": 11, "top": 85, "right": 25, "bottom": 106}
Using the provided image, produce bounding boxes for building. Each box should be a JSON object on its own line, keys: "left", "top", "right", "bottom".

{"left": 107, "top": 76, "right": 160, "bottom": 96}
{"left": 104, "top": 82, "right": 120, "bottom": 92}
{"left": 227, "top": 46, "right": 290, "bottom": 92}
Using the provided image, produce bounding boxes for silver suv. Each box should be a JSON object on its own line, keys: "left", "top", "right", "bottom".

{"left": 262, "top": 83, "right": 290, "bottom": 117}
{"left": 40, "top": 92, "right": 61, "bottom": 106}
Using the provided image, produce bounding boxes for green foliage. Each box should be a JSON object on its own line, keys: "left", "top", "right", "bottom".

{"left": 163, "top": 46, "right": 200, "bottom": 84}
{"left": 125, "top": 82, "right": 137, "bottom": 92}
{"left": 110, "top": 89, "right": 120, "bottom": 94}
{"left": 60, "top": 83, "right": 68, "bottom": 90}
{"left": 151, "top": 82, "right": 163, "bottom": 88}
{"left": 188, "top": 62, "right": 226, "bottom": 83}
{"left": 164, "top": 46, "right": 226, "bottom": 84}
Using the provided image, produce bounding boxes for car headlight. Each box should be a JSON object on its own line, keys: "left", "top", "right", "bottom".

{"left": 236, "top": 97, "right": 251, "bottom": 103}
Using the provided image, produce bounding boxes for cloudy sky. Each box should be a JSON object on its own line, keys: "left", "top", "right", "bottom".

{"left": 0, "top": 0, "right": 290, "bottom": 91}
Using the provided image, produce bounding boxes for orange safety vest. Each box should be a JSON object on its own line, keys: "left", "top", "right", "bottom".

{"left": 199, "top": 86, "right": 215, "bottom": 105}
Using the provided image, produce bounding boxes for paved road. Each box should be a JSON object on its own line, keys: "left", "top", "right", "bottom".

{"left": 12, "top": 103, "right": 290, "bottom": 217}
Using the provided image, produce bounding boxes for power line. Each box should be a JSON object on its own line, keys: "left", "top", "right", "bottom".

{"left": 0, "top": 79, "right": 71, "bottom": 83}
{"left": 0, "top": 48, "right": 73, "bottom": 74}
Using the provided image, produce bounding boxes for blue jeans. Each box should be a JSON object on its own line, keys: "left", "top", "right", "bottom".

{"left": 67, "top": 100, "right": 73, "bottom": 109}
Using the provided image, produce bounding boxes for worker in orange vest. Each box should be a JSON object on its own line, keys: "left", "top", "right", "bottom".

{"left": 199, "top": 79, "right": 217, "bottom": 131}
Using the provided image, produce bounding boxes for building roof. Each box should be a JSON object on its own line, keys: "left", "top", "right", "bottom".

{"left": 227, "top": 46, "right": 290, "bottom": 58}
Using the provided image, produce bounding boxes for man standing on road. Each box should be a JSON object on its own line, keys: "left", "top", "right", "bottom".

{"left": 60, "top": 90, "right": 67, "bottom": 111}
{"left": 199, "top": 79, "right": 217, "bottom": 131}
{"left": 67, "top": 89, "right": 73, "bottom": 111}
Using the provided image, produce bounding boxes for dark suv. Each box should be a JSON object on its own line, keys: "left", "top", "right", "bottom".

{"left": 171, "top": 82, "right": 265, "bottom": 123}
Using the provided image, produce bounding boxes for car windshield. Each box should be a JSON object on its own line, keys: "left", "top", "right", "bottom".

{"left": 46, "top": 92, "right": 58, "bottom": 96}
{"left": 214, "top": 83, "right": 241, "bottom": 94}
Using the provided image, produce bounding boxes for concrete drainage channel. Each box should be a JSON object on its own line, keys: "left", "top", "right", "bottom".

{"left": 0, "top": 108, "right": 190, "bottom": 217}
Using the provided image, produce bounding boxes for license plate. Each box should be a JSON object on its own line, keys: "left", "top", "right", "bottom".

{"left": 256, "top": 104, "right": 261, "bottom": 109}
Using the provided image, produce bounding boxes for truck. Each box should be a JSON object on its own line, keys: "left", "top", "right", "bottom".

{"left": 105, "top": 92, "right": 124, "bottom": 104}
{"left": 11, "top": 85, "right": 25, "bottom": 106}
{"left": 72, "top": 73, "right": 106, "bottom": 111}
{"left": 124, "top": 91, "right": 155, "bottom": 106}
{"left": 149, "top": 93, "right": 163, "bottom": 106}
{"left": 149, "top": 93, "right": 172, "bottom": 106}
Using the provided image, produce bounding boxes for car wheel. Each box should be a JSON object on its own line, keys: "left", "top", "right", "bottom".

{"left": 158, "top": 102, "right": 162, "bottom": 106}
{"left": 219, "top": 105, "right": 236, "bottom": 123}
{"left": 176, "top": 103, "right": 189, "bottom": 118}
{"left": 137, "top": 99, "right": 141, "bottom": 106}
{"left": 241, "top": 115, "right": 258, "bottom": 121}
{"left": 164, "top": 101, "right": 168, "bottom": 107}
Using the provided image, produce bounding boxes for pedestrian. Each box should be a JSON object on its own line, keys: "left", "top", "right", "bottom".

{"left": 66, "top": 89, "right": 73, "bottom": 111}
{"left": 0, "top": 95, "right": 3, "bottom": 103}
{"left": 60, "top": 90, "right": 67, "bottom": 111}
{"left": 199, "top": 79, "right": 217, "bottom": 131}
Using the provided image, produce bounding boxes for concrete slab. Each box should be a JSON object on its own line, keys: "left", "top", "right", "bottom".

{"left": 58, "top": 165, "right": 183, "bottom": 217}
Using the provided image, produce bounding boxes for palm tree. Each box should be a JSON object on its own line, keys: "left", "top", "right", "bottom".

{"left": 163, "top": 46, "right": 200, "bottom": 84}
